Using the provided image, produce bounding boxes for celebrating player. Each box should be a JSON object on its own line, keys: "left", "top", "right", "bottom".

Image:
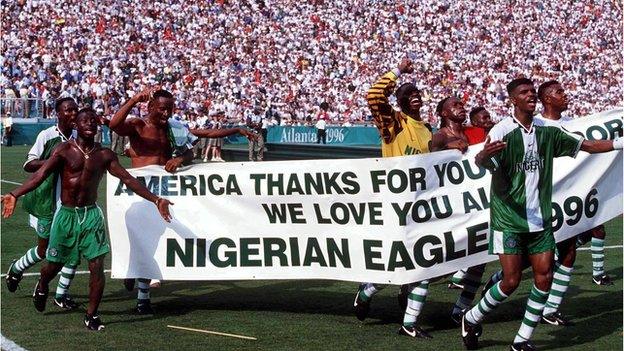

{"left": 5, "top": 97, "right": 81, "bottom": 309}
{"left": 355, "top": 58, "right": 436, "bottom": 338}
{"left": 109, "top": 87, "right": 256, "bottom": 313}
{"left": 460, "top": 78, "right": 622, "bottom": 351}
{"left": 479, "top": 80, "right": 617, "bottom": 327}
{"left": 535, "top": 80, "right": 613, "bottom": 285}
{"left": 1, "top": 108, "right": 173, "bottom": 331}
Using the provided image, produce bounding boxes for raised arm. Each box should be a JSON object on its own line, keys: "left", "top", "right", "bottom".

{"left": 3, "top": 147, "right": 65, "bottom": 217}
{"left": 367, "top": 59, "right": 413, "bottom": 144}
{"left": 106, "top": 151, "right": 173, "bottom": 222}
{"left": 109, "top": 87, "right": 156, "bottom": 136}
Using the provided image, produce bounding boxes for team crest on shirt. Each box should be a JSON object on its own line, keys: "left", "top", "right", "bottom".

{"left": 48, "top": 248, "right": 58, "bottom": 257}
{"left": 505, "top": 237, "right": 517, "bottom": 249}
{"left": 514, "top": 150, "right": 544, "bottom": 173}
{"left": 37, "top": 223, "right": 45, "bottom": 234}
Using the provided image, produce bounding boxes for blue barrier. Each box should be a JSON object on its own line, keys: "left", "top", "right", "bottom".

{"left": 226, "top": 126, "right": 382, "bottom": 145}
{"left": 8, "top": 123, "right": 381, "bottom": 147}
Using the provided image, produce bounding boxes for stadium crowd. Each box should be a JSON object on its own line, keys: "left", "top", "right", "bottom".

{"left": 1, "top": 0, "right": 622, "bottom": 126}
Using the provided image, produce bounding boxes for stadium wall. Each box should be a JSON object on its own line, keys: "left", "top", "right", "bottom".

{"left": 6, "top": 123, "right": 382, "bottom": 146}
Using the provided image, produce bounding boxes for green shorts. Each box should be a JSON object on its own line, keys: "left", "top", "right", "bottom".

{"left": 33, "top": 216, "right": 53, "bottom": 239}
{"left": 47, "top": 205, "right": 109, "bottom": 265}
{"left": 489, "top": 228, "right": 555, "bottom": 255}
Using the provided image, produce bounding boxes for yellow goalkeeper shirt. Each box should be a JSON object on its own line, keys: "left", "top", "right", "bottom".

{"left": 367, "top": 70, "right": 431, "bottom": 157}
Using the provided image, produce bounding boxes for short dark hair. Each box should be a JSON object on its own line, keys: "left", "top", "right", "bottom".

{"left": 537, "top": 80, "right": 560, "bottom": 102}
{"left": 395, "top": 83, "right": 419, "bottom": 112}
{"left": 506, "top": 77, "right": 534, "bottom": 96}
{"left": 320, "top": 102, "right": 329, "bottom": 111}
{"left": 77, "top": 107, "right": 96, "bottom": 118}
{"left": 436, "top": 97, "right": 452, "bottom": 117}
{"left": 55, "top": 97, "right": 76, "bottom": 112}
{"left": 469, "top": 106, "right": 486, "bottom": 121}
{"left": 152, "top": 89, "right": 174, "bottom": 100}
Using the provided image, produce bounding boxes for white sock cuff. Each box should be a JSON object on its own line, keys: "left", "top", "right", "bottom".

{"left": 557, "top": 264, "right": 574, "bottom": 274}
{"left": 495, "top": 281, "right": 509, "bottom": 299}
{"left": 532, "top": 285, "right": 549, "bottom": 296}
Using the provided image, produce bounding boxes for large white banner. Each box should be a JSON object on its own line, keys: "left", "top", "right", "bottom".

{"left": 107, "top": 109, "right": 623, "bottom": 284}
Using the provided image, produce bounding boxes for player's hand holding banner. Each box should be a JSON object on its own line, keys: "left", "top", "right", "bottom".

{"left": 107, "top": 109, "right": 623, "bottom": 284}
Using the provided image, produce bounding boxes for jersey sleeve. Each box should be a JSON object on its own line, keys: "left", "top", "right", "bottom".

{"left": 24, "top": 129, "right": 50, "bottom": 166}
{"left": 366, "top": 70, "right": 403, "bottom": 144}
{"left": 551, "top": 126, "right": 584, "bottom": 158}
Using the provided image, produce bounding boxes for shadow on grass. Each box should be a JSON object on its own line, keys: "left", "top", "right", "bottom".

{"left": 30, "top": 265, "right": 622, "bottom": 340}
{"left": 540, "top": 289, "right": 622, "bottom": 348}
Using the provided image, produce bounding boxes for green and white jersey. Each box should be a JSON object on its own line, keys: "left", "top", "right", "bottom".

{"left": 22, "top": 126, "right": 71, "bottom": 222}
{"left": 486, "top": 116, "right": 583, "bottom": 233}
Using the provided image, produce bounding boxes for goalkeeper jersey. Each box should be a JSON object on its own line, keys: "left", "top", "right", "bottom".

{"left": 485, "top": 116, "right": 583, "bottom": 233}
{"left": 367, "top": 70, "right": 431, "bottom": 157}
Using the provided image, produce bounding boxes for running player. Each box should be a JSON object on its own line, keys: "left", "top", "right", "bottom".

{"left": 5, "top": 97, "right": 80, "bottom": 309}
{"left": 109, "top": 87, "right": 256, "bottom": 313}
{"left": 1, "top": 108, "right": 173, "bottom": 331}
{"left": 460, "top": 78, "right": 622, "bottom": 351}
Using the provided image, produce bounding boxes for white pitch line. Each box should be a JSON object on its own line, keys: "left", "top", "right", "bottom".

{"left": 1, "top": 334, "right": 29, "bottom": 351}
{"left": 167, "top": 325, "right": 257, "bottom": 341}
{"left": 1, "top": 180, "right": 22, "bottom": 185}
{"left": 577, "top": 245, "right": 622, "bottom": 251}
{"left": 0, "top": 269, "right": 111, "bottom": 278}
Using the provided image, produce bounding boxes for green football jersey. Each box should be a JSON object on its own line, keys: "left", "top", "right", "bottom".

{"left": 21, "top": 126, "right": 67, "bottom": 219}
{"left": 485, "top": 117, "right": 583, "bottom": 233}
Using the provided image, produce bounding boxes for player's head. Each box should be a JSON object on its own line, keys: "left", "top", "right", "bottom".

{"left": 147, "top": 89, "right": 175, "bottom": 125}
{"left": 55, "top": 97, "right": 78, "bottom": 126}
{"left": 396, "top": 83, "right": 421, "bottom": 116}
{"left": 507, "top": 78, "right": 536, "bottom": 113}
{"left": 74, "top": 107, "right": 98, "bottom": 139}
{"left": 469, "top": 106, "right": 494, "bottom": 131}
{"left": 436, "top": 96, "right": 466, "bottom": 128}
{"left": 538, "top": 80, "right": 568, "bottom": 112}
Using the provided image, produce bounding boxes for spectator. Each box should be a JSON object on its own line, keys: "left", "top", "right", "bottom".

{"left": 248, "top": 108, "right": 265, "bottom": 161}
{"left": 1, "top": 1, "right": 621, "bottom": 123}
{"left": 315, "top": 113, "right": 327, "bottom": 144}
{"left": 2, "top": 113, "right": 13, "bottom": 146}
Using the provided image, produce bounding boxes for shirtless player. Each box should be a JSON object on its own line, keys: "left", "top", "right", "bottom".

{"left": 2, "top": 108, "right": 172, "bottom": 330}
{"left": 109, "top": 87, "right": 256, "bottom": 313}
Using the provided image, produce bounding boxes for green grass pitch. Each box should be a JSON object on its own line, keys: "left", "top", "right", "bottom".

{"left": 1, "top": 145, "right": 622, "bottom": 350}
